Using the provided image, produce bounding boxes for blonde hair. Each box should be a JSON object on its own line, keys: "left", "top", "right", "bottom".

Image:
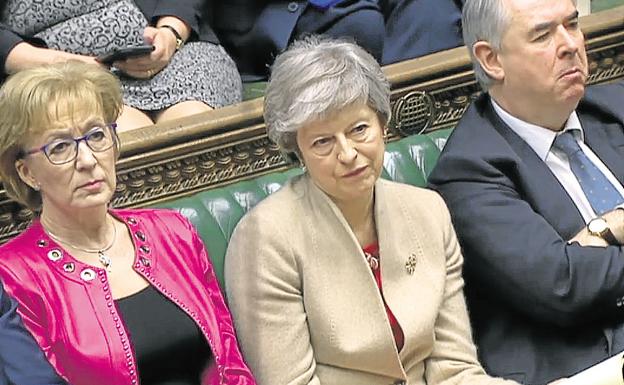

{"left": 0, "top": 61, "right": 123, "bottom": 209}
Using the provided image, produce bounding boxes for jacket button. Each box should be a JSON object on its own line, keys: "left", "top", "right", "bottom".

{"left": 80, "top": 268, "right": 96, "bottom": 281}
{"left": 287, "top": 2, "right": 299, "bottom": 12}
{"left": 47, "top": 249, "right": 63, "bottom": 262}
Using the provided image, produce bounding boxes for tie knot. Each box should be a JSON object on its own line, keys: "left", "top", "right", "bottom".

{"left": 553, "top": 131, "right": 582, "bottom": 157}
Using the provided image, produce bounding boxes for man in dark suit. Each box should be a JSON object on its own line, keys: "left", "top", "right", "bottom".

{"left": 0, "top": 280, "right": 66, "bottom": 385}
{"left": 211, "top": 0, "right": 464, "bottom": 81}
{"left": 428, "top": 0, "right": 624, "bottom": 384}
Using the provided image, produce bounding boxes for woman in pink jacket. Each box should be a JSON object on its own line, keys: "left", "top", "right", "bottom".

{"left": 0, "top": 61, "right": 255, "bottom": 385}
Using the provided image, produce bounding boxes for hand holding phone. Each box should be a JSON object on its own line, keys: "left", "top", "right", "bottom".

{"left": 96, "top": 45, "right": 155, "bottom": 66}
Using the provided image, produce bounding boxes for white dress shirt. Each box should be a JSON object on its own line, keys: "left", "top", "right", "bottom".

{"left": 491, "top": 99, "right": 624, "bottom": 223}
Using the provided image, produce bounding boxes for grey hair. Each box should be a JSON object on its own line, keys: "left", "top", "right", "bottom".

{"left": 263, "top": 35, "right": 391, "bottom": 157}
{"left": 463, "top": 0, "right": 578, "bottom": 90}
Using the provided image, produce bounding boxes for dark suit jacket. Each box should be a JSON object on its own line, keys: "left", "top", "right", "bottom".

{"left": 212, "top": 0, "right": 464, "bottom": 81}
{"left": 0, "top": 0, "right": 219, "bottom": 80}
{"left": 0, "top": 281, "right": 65, "bottom": 385}
{"left": 428, "top": 82, "right": 624, "bottom": 385}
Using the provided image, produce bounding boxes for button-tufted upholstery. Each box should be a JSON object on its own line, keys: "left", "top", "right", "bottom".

{"left": 154, "top": 128, "right": 452, "bottom": 288}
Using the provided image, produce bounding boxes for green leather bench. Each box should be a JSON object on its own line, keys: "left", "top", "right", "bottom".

{"left": 155, "top": 128, "right": 453, "bottom": 288}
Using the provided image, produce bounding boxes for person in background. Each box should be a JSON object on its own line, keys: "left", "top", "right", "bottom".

{"left": 429, "top": 0, "right": 624, "bottom": 384}
{"left": 224, "top": 36, "right": 561, "bottom": 385}
{"left": 0, "top": 279, "right": 67, "bottom": 385}
{"left": 211, "top": 0, "right": 463, "bottom": 82}
{"left": 1, "top": 0, "right": 242, "bottom": 131}
{"left": 0, "top": 61, "right": 255, "bottom": 385}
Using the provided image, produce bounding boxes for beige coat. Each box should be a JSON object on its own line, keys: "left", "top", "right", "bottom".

{"left": 225, "top": 175, "right": 518, "bottom": 385}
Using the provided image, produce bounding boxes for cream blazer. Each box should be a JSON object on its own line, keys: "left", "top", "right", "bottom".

{"left": 225, "top": 175, "right": 518, "bottom": 385}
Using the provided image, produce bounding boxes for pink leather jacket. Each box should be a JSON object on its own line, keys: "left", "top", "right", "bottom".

{"left": 0, "top": 208, "right": 256, "bottom": 385}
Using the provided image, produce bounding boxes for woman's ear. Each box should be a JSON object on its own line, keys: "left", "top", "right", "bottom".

{"left": 15, "top": 159, "right": 39, "bottom": 191}
{"left": 473, "top": 41, "right": 505, "bottom": 81}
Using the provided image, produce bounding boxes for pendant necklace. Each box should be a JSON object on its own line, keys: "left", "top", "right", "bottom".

{"left": 46, "top": 219, "right": 117, "bottom": 272}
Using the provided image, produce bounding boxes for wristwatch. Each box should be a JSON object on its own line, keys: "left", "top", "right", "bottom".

{"left": 587, "top": 217, "right": 619, "bottom": 245}
{"left": 160, "top": 25, "right": 184, "bottom": 51}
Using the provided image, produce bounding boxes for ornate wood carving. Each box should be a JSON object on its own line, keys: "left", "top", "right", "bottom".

{"left": 0, "top": 7, "right": 623, "bottom": 242}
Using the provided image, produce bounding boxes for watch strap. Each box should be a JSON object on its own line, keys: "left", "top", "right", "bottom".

{"left": 601, "top": 227, "right": 619, "bottom": 245}
{"left": 160, "top": 25, "right": 184, "bottom": 51}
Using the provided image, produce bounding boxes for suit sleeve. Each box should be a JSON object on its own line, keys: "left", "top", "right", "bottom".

{"left": 150, "top": 0, "right": 204, "bottom": 37}
{"left": 429, "top": 152, "right": 624, "bottom": 328}
{"left": 0, "top": 280, "right": 66, "bottom": 385}
{"left": 225, "top": 210, "right": 321, "bottom": 385}
{"left": 424, "top": 196, "right": 519, "bottom": 385}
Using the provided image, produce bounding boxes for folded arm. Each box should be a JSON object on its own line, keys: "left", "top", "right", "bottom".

{"left": 430, "top": 159, "right": 624, "bottom": 328}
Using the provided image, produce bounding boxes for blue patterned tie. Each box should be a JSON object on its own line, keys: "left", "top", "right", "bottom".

{"left": 552, "top": 130, "right": 624, "bottom": 215}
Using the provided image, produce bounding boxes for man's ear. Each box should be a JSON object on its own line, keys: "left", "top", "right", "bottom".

{"left": 473, "top": 41, "right": 505, "bottom": 81}
{"left": 15, "top": 159, "right": 39, "bottom": 190}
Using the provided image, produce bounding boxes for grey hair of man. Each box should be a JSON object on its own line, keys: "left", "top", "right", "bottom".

{"left": 263, "top": 35, "right": 391, "bottom": 159}
{"left": 463, "top": 0, "right": 578, "bottom": 90}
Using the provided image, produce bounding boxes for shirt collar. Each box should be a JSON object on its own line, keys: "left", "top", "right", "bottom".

{"left": 490, "top": 98, "right": 584, "bottom": 161}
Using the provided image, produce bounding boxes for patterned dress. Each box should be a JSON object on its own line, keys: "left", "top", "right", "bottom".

{"left": 2, "top": 0, "right": 242, "bottom": 110}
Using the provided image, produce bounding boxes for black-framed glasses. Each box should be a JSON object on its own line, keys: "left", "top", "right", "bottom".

{"left": 20, "top": 123, "right": 118, "bottom": 165}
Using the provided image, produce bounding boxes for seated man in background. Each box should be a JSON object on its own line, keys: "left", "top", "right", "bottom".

{"left": 210, "top": 0, "right": 463, "bottom": 82}
{"left": 428, "top": 0, "right": 624, "bottom": 384}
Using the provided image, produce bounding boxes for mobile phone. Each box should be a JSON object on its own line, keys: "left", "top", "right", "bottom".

{"left": 96, "top": 45, "right": 155, "bottom": 65}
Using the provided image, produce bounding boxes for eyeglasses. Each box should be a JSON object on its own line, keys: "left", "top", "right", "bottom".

{"left": 20, "top": 123, "right": 118, "bottom": 165}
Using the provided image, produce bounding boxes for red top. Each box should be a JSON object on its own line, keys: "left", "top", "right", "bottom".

{"left": 362, "top": 243, "right": 405, "bottom": 351}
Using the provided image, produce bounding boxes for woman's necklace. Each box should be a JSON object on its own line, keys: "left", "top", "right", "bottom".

{"left": 46, "top": 219, "right": 117, "bottom": 272}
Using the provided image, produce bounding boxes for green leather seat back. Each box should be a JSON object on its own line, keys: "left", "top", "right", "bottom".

{"left": 154, "top": 128, "right": 452, "bottom": 288}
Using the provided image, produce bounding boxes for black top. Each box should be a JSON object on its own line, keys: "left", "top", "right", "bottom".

{"left": 116, "top": 285, "right": 211, "bottom": 385}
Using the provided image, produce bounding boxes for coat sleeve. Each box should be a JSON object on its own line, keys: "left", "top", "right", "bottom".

{"left": 429, "top": 150, "right": 624, "bottom": 328}
{"left": 0, "top": 274, "right": 65, "bottom": 384}
{"left": 225, "top": 209, "right": 321, "bottom": 385}
{"left": 175, "top": 213, "right": 257, "bottom": 384}
{"left": 424, "top": 197, "right": 519, "bottom": 385}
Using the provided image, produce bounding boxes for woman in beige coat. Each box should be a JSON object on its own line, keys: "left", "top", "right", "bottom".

{"left": 224, "top": 36, "right": 562, "bottom": 385}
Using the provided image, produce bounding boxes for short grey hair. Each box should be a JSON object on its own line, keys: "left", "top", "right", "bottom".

{"left": 463, "top": 0, "right": 578, "bottom": 90}
{"left": 263, "top": 36, "right": 391, "bottom": 157}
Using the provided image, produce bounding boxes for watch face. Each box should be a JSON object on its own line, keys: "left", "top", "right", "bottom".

{"left": 588, "top": 218, "right": 608, "bottom": 234}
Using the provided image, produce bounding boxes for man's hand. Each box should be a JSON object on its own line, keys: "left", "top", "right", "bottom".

{"left": 568, "top": 208, "right": 624, "bottom": 246}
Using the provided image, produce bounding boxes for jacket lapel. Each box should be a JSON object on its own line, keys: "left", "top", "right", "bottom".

{"left": 303, "top": 177, "right": 406, "bottom": 379}
{"left": 374, "top": 180, "right": 444, "bottom": 368}
{"left": 482, "top": 99, "right": 586, "bottom": 237}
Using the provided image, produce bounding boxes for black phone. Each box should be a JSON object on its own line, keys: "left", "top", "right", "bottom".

{"left": 96, "top": 45, "right": 155, "bottom": 65}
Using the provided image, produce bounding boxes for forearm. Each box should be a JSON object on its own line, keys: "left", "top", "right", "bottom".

{"left": 5, "top": 43, "right": 96, "bottom": 74}
{"left": 437, "top": 181, "right": 624, "bottom": 326}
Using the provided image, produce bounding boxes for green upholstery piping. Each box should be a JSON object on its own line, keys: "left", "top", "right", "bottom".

{"left": 154, "top": 129, "right": 452, "bottom": 288}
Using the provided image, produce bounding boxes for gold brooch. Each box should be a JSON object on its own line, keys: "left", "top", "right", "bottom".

{"left": 405, "top": 253, "right": 417, "bottom": 275}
